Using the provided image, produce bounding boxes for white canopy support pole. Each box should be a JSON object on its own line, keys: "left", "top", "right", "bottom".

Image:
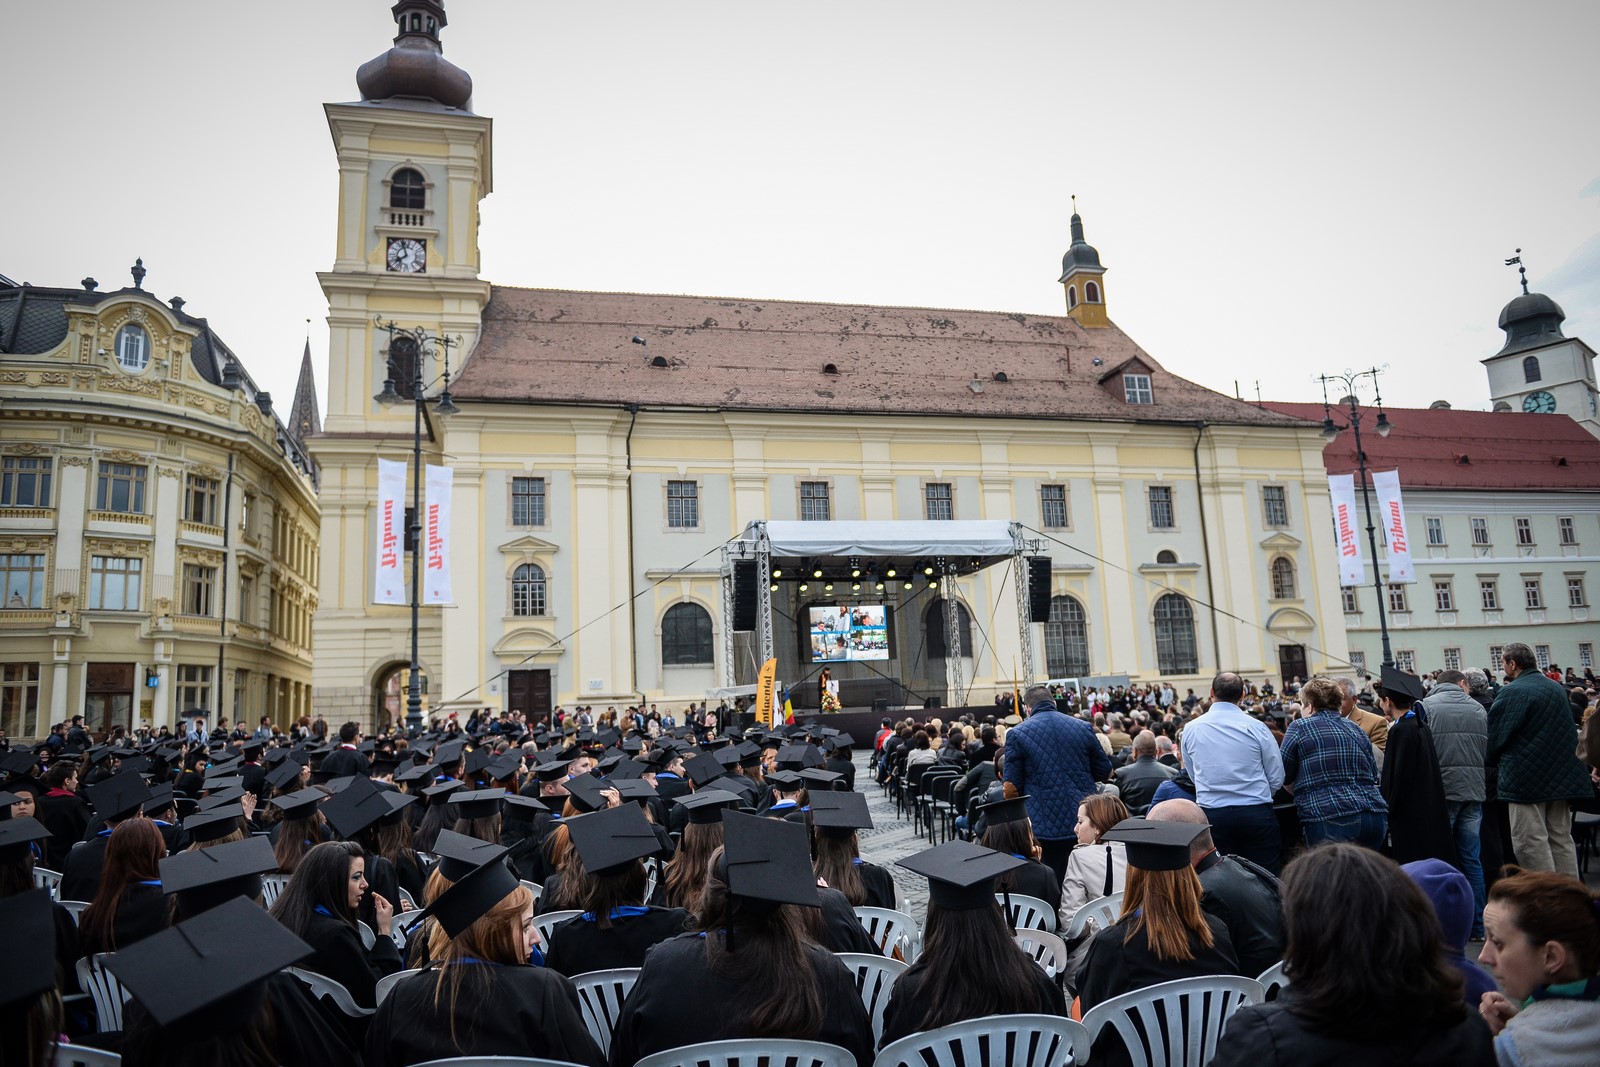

{"left": 755, "top": 522, "right": 775, "bottom": 671}
{"left": 1013, "top": 551, "right": 1035, "bottom": 684}
{"left": 943, "top": 568, "right": 963, "bottom": 707}
{"left": 719, "top": 544, "right": 737, "bottom": 688}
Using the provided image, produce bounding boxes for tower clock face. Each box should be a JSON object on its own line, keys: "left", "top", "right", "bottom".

{"left": 1522, "top": 390, "right": 1557, "bottom": 413}
{"left": 386, "top": 237, "right": 426, "bottom": 273}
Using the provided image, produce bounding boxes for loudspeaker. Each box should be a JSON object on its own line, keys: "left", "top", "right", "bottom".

{"left": 1027, "top": 556, "right": 1052, "bottom": 622}
{"left": 923, "top": 697, "right": 942, "bottom": 710}
{"left": 873, "top": 697, "right": 889, "bottom": 713}
{"left": 732, "top": 561, "right": 758, "bottom": 631}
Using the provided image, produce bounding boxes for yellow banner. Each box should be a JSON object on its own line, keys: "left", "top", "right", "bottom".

{"left": 755, "top": 658, "right": 778, "bottom": 728}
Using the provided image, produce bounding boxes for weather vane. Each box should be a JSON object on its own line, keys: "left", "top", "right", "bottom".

{"left": 1504, "top": 248, "right": 1529, "bottom": 295}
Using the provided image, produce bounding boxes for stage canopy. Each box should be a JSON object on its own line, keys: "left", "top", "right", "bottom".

{"left": 746, "top": 520, "right": 1020, "bottom": 574}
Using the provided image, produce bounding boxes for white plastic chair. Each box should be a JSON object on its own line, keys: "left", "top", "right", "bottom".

{"left": 52, "top": 1044, "right": 122, "bottom": 1067}
{"left": 1255, "top": 960, "right": 1289, "bottom": 1001}
{"left": 357, "top": 919, "right": 377, "bottom": 950}
{"left": 1063, "top": 891, "right": 1123, "bottom": 941}
{"left": 58, "top": 900, "right": 91, "bottom": 926}
{"left": 74, "top": 954, "right": 132, "bottom": 1033}
{"left": 1080, "top": 975, "right": 1264, "bottom": 1067}
{"left": 570, "top": 967, "right": 640, "bottom": 1057}
{"left": 259, "top": 872, "right": 292, "bottom": 908}
{"left": 34, "top": 866, "right": 63, "bottom": 898}
{"left": 398, "top": 889, "right": 417, "bottom": 911}
{"left": 393, "top": 909, "right": 428, "bottom": 950}
{"left": 999, "top": 892, "right": 1058, "bottom": 932}
{"left": 1014, "top": 929, "right": 1070, "bottom": 980}
{"left": 413, "top": 1058, "right": 592, "bottom": 1067}
{"left": 534, "top": 908, "right": 583, "bottom": 947}
{"left": 836, "top": 951, "right": 908, "bottom": 1047}
{"left": 853, "top": 906, "right": 920, "bottom": 963}
{"left": 520, "top": 879, "right": 544, "bottom": 906}
{"left": 284, "top": 966, "right": 376, "bottom": 1018}
{"left": 874, "top": 1012, "right": 1091, "bottom": 1067}
{"left": 375, "top": 967, "right": 423, "bottom": 1006}
{"left": 635, "top": 1038, "right": 855, "bottom": 1067}
{"left": 644, "top": 862, "right": 659, "bottom": 905}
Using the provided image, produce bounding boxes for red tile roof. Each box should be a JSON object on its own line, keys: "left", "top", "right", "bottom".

{"left": 1260, "top": 402, "right": 1600, "bottom": 491}
{"left": 451, "top": 286, "right": 1311, "bottom": 428}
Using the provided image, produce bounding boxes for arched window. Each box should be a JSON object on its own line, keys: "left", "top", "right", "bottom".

{"left": 1086, "top": 281, "right": 1101, "bottom": 303}
{"left": 1522, "top": 355, "right": 1541, "bottom": 384}
{"left": 661, "top": 602, "right": 714, "bottom": 665}
{"left": 1153, "top": 594, "right": 1198, "bottom": 675}
{"left": 1156, "top": 549, "right": 1178, "bottom": 565}
{"left": 1067, "top": 285, "right": 1078, "bottom": 309}
{"left": 1044, "top": 596, "right": 1090, "bottom": 677}
{"left": 1270, "top": 556, "right": 1297, "bottom": 599}
{"left": 390, "top": 168, "right": 426, "bottom": 211}
{"left": 511, "top": 564, "right": 546, "bottom": 616}
{"left": 924, "top": 599, "right": 973, "bottom": 659}
{"left": 115, "top": 324, "right": 150, "bottom": 372}
{"left": 387, "top": 335, "right": 419, "bottom": 399}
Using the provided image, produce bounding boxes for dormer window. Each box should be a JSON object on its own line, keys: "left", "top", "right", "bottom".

{"left": 1523, "top": 355, "right": 1541, "bottom": 383}
{"left": 115, "top": 324, "right": 150, "bottom": 372}
{"left": 1124, "top": 373, "right": 1153, "bottom": 405}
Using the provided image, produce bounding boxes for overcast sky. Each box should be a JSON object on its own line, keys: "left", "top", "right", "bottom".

{"left": 9, "top": 1, "right": 1598, "bottom": 422}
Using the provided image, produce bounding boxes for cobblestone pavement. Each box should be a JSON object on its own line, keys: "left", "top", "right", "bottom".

{"left": 853, "top": 751, "right": 933, "bottom": 922}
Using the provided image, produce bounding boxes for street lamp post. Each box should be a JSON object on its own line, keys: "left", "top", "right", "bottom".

{"left": 1317, "top": 367, "right": 1396, "bottom": 671}
{"left": 374, "top": 317, "right": 460, "bottom": 734}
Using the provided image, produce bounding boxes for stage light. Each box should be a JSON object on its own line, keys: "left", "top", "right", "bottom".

{"left": 875, "top": 582, "right": 885, "bottom": 591}
{"left": 886, "top": 567, "right": 897, "bottom": 578}
{"left": 770, "top": 584, "right": 778, "bottom": 592}
{"left": 771, "top": 568, "right": 782, "bottom": 578}
{"left": 851, "top": 568, "right": 861, "bottom": 578}
{"left": 851, "top": 582, "right": 861, "bottom": 592}
{"left": 904, "top": 581, "right": 914, "bottom": 590}
{"left": 824, "top": 583, "right": 834, "bottom": 593}
{"left": 923, "top": 565, "right": 934, "bottom": 576}
{"left": 812, "top": 569, "right": 823, "bottom": 578}
{"left": 799, "top": 583, "right": 808, "bottom": 592}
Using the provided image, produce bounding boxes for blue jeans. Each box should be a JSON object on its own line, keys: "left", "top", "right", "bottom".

{"left": 1203, "top": 802, "right": 1282, "bottom": 875}
{"left": 1446, "top": 800, "right": 1487, "bottom": 935}
{"left": 1303, "top": 810, "right": 1388, "bottom": 851}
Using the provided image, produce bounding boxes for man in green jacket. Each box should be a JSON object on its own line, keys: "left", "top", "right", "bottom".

{"left": 1486, "top": 642, "right": 1590, "bottom": 879}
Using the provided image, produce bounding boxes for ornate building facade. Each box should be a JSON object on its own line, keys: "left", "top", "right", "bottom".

{"left": 0, "top": 267, "right": 319, "bottom": 740}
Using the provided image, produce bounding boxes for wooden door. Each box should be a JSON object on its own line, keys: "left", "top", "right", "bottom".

{"left": 508, "top": 669, "right": 552, "bottom": 723}
{"left": 85, "top": 662, "right": 135, "bottom": 735}
{"left": 1277, "top": 645, "right": 1308, "bottom": 687}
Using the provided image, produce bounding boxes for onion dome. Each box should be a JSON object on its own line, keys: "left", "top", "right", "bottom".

{"left": 356, "top": 1, "right": 472, "bottom": 110}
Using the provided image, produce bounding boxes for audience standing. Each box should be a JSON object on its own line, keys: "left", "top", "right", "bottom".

{"left": 1426, "top": 668, "right": 1490, "bottom": 933}
{"left": 1177, "top": 672, "right": 1286, "bottom": 873}
{"left": 1002, "top": 684, "right": 1112, "bottom": 883}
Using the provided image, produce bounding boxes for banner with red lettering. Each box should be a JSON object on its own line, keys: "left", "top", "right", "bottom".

{"left": 1372, "top": 469, "right": 1414, "bottom": 584}
{"left": 374, "top": 459, "right": 406, "bottom": 604}
{"left": 1328, "top": 474, "right": 1364, "bottom": 587}
{"left": 423, "top": 464, "right": 453, "bottom": 604}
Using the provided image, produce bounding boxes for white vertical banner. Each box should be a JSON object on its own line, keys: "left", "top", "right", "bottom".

{"left": 423, "top": 464, "right": 453, "bottom": 604}
{"left": 1328, "top": 474, "right": 1365, "bottom": 587}
{"left": 1372, "top": 469, "right": 1414, "bottom": 584}
{"left": 373, "top": 459, "right": 407, "bottom": 605}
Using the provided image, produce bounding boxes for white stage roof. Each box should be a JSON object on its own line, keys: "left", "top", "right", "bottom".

{"left": 750, "top": 520, "right": 1019, "bottom": 561}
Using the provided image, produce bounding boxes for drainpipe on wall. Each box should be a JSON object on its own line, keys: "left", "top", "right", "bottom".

{"left": 624, "top": 404, "right": 643, "bottom": 706}
{"left": 1191, "top": 422, "right": 1223, "bottom": 671}
{"left": 216, "top": 453, "right": 234, "bottom": 725}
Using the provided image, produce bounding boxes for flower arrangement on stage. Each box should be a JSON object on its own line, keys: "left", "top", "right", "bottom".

{"left": 820, "top": 688, "right": 842, "bottom": 713}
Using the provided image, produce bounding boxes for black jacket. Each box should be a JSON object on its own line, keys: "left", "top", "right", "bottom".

{"left": 318, "top": 747, "right": 370, "bottom": 780}
{"left": 297, "top": 910, "right": 402, "bottom": 1009}
{"left": 124, "top": 972, "right": 360, "bottom": 1067}
{"left": 1211, "top": 995, "right": 1496, "bottom": 1066}
{"left": 1195, "top": 850, "right": 1283, "bottom": 978}
{"left": 78, "top": 883, "right": 171, "bottom": 957}
{"left": 879, "top": 948, "right": 1066, "bottom": 1048}
{"left": 543, "top": 907, "right": 689, "bottom": 975}
{"left": 997, "top": 857, "right": 1063, "bottom": 916}
{"left": 58, "top": 831, "right": 111, "bottom": 902}
{"left": 1112, "top": 755, "right": 1177, "bottom": 816}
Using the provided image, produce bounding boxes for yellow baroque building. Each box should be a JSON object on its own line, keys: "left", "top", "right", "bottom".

{"left": 0, "top": 267, "right": 320, "bottom": 740}
{"left": 309, "top": 4, "right": 1348, "bottom": 725}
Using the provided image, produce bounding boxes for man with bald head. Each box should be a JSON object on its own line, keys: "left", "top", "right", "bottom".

{"left": 1174, "top": 672, "right": 1286, "bottom": 873}
{"left": 1148, "top": 798, "right": 1283, "bottom": 977}
{"left": 1112, "top": 730, "right": 1175, "bottom": 815}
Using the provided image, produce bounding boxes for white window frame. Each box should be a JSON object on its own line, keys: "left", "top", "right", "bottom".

{"left": 1433, "top": 579, "right": 1454, "bottom": 612}
{"left": 1488, "top": 644, "right": 1504, "bottom": 667}
{"left": 115, "top": 324, "right": 150, "bottom": 372}
{"left": 923, "top": 482, "right": 954, "bottom": 521}
{"left": 1523, "top": 577, "right": 1543, "bottom": 610}
{"left": 798, "top": 480, "right": 832, "bottom": 522}
{"left": 1568, "top": 576, "right": 1587, "bottom": 607}
{"left": 1147, "top": 485, "right": 1176, "bottom": 530}
{"left": 1123, "top": 374, "right": 1154, "bottom": 405}
{"left": 665, "top": 479, "right": 701, "bottom": 530}
{"left": 1579, "top": 641, "right": 1594, "bottom": 669}
{"left": 1349, "top": 650, "right": 1367, "bottom": 674}
{"left": 1395, "top": 649, "right": 1416, "bottom": 673}
{"left": 87, "top": 555, "right": 143, "bottom": 611}
{"left": 1388, "top": 584, "right": 1409, "bottom": 613}
{"left": 1424, "top": 516, "right": 1444, "bottom": 546}
{"left": 1039, "top": 484, "right": 1069, "bottom": 529}
{"left": 1534, "top": 644, "right": 1551, "bottom": 670}
{"left": 1558, "top": 516, "right": 1577, "bottom": 546}
{"left": 510, "top": 476, "right": 548, "bottom": 528}
{"left": 1341, "top": 586, "right": 1359, "bottom": 613}
{"left": 1262, "top": 485, "right": 1289, "bottom": 528}
{"left": 1515, "top": 516, "right": 1534, "bottom": 546}
{"left": 1470, "top": 516, "right": 1490, "bottom": 546}
{"left": 1443, "top": 647, "right": 1462, "bottom": 671}
{"left": 1480, "top": 578, "right": 1499, "bottom": 610}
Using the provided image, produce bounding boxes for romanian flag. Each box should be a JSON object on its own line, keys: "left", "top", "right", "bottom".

{"left": 782, "top": 686, "right": 795, "bottom": 725}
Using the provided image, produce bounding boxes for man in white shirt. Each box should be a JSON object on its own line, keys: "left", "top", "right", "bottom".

{"left": 1178, "top": 671, "right": 1286, "bottom": 873}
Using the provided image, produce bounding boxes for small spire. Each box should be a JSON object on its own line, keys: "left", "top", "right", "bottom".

{"left": 131, "top": 258, "right": 146, "bottom": 290}
{"left": 1504, "top": 248, "right": 1529, "bottom": 295}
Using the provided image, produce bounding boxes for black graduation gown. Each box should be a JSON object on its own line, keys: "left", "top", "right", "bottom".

{"left": 240, "top": 761, "right": 267, "bottom": 798}
{"left": 366, "top": 963, "right": 605, "bottom": 1067}
{"left": 653, "top": 772, "right": 691, "bottom": 805}
{"left": 390, "top": 851, "right": 427, "bottom": 905}
{"left": 1380, "top": 712, "right": 1460, "bottom": 868}
{"left": 998, "top": 857, "right": 1063, "bottom": 917}
{"left": 299, "top": 910, "right": 403, "bottom": 1009}
{"left": 608, "top": 935, "right": 875, "bottom": 1067}
{"left": 122, "top": 972, "right": 359, "bottom": 1067}
{"left": 544, "top": 907, "right": 690, "bottom": 975}
{"left": 58, "top": 832, "right": 110, "bottom": 902}
{"left": 319, "top": 747, "right": 370, "bottom": 779}
{"left": 819, "top": 886, "right": 884, "bottom": 955}
{"left": 825, "top": 754, "right": 857, "bottom": 790}
{"left": 1077, "top": 914, "right": 1241, "bottom": 1067}
{"left": 859, "top": 860, "right": 897, "bottom": 910}
{"left": 37, "top": 791, "right": 90, "bottom": 870}
{"left": 879, "top": 950, "right": 1067, "bottom": 1048}
{"left": 78, "top": 884, "right": 171, "bottom": 957}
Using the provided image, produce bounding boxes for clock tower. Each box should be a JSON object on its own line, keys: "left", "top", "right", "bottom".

{"left": 1483, "top": 265, "right": 1600, "bottom": 438}
{"left": 310, "top": 0, "right": 494, "bottom": 725}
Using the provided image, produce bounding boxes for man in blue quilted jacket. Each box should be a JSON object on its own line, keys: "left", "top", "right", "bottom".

{"left": 1003, "top": 684, "right": 1112, "bottom": 883}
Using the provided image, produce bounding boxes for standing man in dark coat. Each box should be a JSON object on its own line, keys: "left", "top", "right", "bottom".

{"left": 1377, "top": 665, "right": 1458, "bottom": 868}
{"left": 1003, "top": 684, "right": 1112, "bottom": 883}
{"left": 319, "top": 722, "right": 370, "bottom": 779}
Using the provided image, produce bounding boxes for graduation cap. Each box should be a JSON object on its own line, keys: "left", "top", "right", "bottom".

{"left": 608, "top": 758, "right": 649, "bottom": 782}
{"left": 775, "top": 744, "right": 824, "bottom": 771}
{"left": 533, "top": 758, "right": 570, "bottom": 784}
{"left": 447, "top": 788, "right": 506, "bottom": 821}
{"left": 975, "top": 795, "right": 1031, "bottom": 826}
{"left": 484, "top": 753, "right": 523, "bottom": 782}
{"left": 683, "top": 753, "right": 724, "bottom": 789}
{"left": 808, "top": 790, "right": 873, "bottom": 832}
{"left": 0, "top": 817, "right": 50, "bottom": 863}
{"left": 0, "top": 751, "right": 39, "bottom": 777}
{"left": 269, "top": 787, "right": 326, "bottom": 821}
{"left": 766, "top": 770, "right": 805, "bottom": 793}
{"left": 612, "top": 779, "right": 659, "bottom": 804}
{"left": 319, "top": 775, "right": 390, "bottom": 838}
{"left": 143, "top": 783, "right": 176, "bottom": 817}
{"left": 104, "top": 896, "right": 312, "bottom": 1028}
{"left": 395, "top": 761, "right": 438, "bottom": 785}
{"left": 118, "top": 754, "right": 152, "bottom": 777}
{"left": 203, "top": 759, "right": 242, "bottom": 780}
{"left": 721, "top": 809, "right": 819, "bottom": 908}
{"left": 594, "top": 753, "right": 625, "bottom": 775}
{"left": 713, "top": 747, "right": 743, "bottom": 770}
{"left": 463, "top": 748, "right": 493, "bottom": 777}
{"left": 197, "top": 788, "right": 247, "bottom": 810}
{"left": 263, "top": 748, "right": 292, "bottom": 766}
{"left": 799, "top": 768, "right": 843, "bottom": 792}
{"left": 183, "top": 805, "right": 246, "bottom": 844}
{"left": 202, "top": 776, "right": 244, "bottom": 793}
{"left": 596, "top": 727, "right": 621, "bottom": 747}
{"left": 620, "top": 737, "right": 644, "bottom": 755}
{"left": 88, "top": 770, "right": 153, "bottom": 822}
{"left": 240, "top": 738, "right": 266, "bottom": 758}
{"left": 0, "top": 891, "right": 56, "bottom": 1009}
{"left": 265, "top": 761, "right": 303, "bottom": 792}
{"left": 84, "top": 744, "right": 112, "bottom": 767}
{"left": 1100, "top": 817, "right": 1208, "bottom": 872}
{"left": 160, "top": 835, "right": 278, "bottom": 903}
{"left": 1378, "top": 664, "right": 1428, "bottom": 704}
{"left": 566, "top": 804, "right": 660, "bottom": 875}
{"left": 431, "top": 829, "right": 510, "bottom": 883}
{"left": 422, "top": 779, "right": 465, "bottom": 801}
{"left": 433, "top": 740, "right": 467, "bottom": 767}
{"left": 356, "top": 740, "right": 378, "bottom": 756}
{"left": 735, "top": 740, "right": 762, "bottom": 763}
{"left": 425, "top": 853, "right": 522, "bottom": 938}
{"left": 898, "top": 841, "right": 1026, "bottom": 910}
{"left": 563, "top": 772, "right": 615, "bottom": 814}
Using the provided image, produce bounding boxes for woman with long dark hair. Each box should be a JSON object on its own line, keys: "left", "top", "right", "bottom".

{"left": 36, "top": 760, "right": 89, "bottom": 870}
{"left": 269, "top": 840, "right": 401, "bottom": 1008}
{"left": 808, "top": 791, "right": 895, "bottom": 908}
{"left": 414, "top": 778, "right": 461, "bottom": 853}
{"left": 373, "top": 793, "right": 424, "bottom": 905}
{"left": 662, "top": 789, "right": 737, "bottom": 913}
{"left": 609, "top": 812, "right": 874, "bottom": 1067}
{"left": 319, "top": 777, "right": 404, "bottom": 935}
{"left": 977, "top": 795, "right": 1062, "bottom": 915}
{"left": 268, "top": 787, "right": 326, "bottom": 874}
{"left": 365, "top": 860, "right": 604, "bottom": 1067}
{"left": 879, "top": 840, "right": 1065, "bottom": 1047}
{"left": 79, "top": 818, "right": 170, "bottom": 956}
{"left": 1213, "top": 843, "right": 1493, "bottom": 1064}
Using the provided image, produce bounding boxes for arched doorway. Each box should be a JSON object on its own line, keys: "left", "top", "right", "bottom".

{"left": 372, "top": 661, "right": 426, "bottom": 733}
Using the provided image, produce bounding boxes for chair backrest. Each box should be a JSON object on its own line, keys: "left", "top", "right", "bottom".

{"left": 852, "top": 906, "right": 919, "bottom": 963}
{"left": 397, "top": 889, "right": 417, "bottom": 912}
{"left": 375, "top": 967, "right": 423, "bottom": 1006}
{"left": 569, "top": 967, "right": 641, "bottom": 1057}
{"left": 533, "top": 909, "right": 584, "bottom": 948}
{"left": 520, "top": 879, "right": 544, "bottom": 906}
{"left": 259, "top": 872, "right": 292, "bottom": 908}
{"left": 835, "top": 951, "right": 908, "bottom": 1047}
{"left": 1255, "top": 960, "right": 1289, "bottom": 1001}
{"left": 999, "top": 893, "right": 1058, "bottom": 933}
{"left": 58, "top": 900, "right": 91, "bottom": 926}
{"left": 284, "top": 966, "right": 376, "bottom": 1018}
{"left": 1013, "top": 929, "right": 1070, "bottom": 980}
{"left": 1063, "top": 892, "right": 1123, "bottom": 941}
{"left": 393, "top": 909, "right": 428, "bottom": 950}
{"left": 1079, "top": 975, "right": 1264, "bottom": 1067}
{"left": 357, "top": 919, "right": 377, "bottom": 950}
{"left": 634, "top": 1038, "right": 855, "bottom": 1067}
{"left": 33, "top": 867, "right": 62, "bottom": 898}
{"left": 74, "top": 954, "right": 131, "bottom": 1033}
{"left": 52, "top": 1044, "right": 123, "bottom": 1067}
{"left": 644, "top": 861, "right": 659, "bottom": 905}
{"left": 874, "top": 1012, "right": 1092, "bottom": 1067}
{"left": 412, "top": 1058, "right": 593, "bottom": 1067}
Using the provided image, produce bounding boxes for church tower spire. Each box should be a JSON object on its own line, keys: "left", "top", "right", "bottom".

{"left": 356, "top": 1, "right": 472, "bottom": 109}
{"left": 1058, "top": 197, "right": 1109, "bottom": 327}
